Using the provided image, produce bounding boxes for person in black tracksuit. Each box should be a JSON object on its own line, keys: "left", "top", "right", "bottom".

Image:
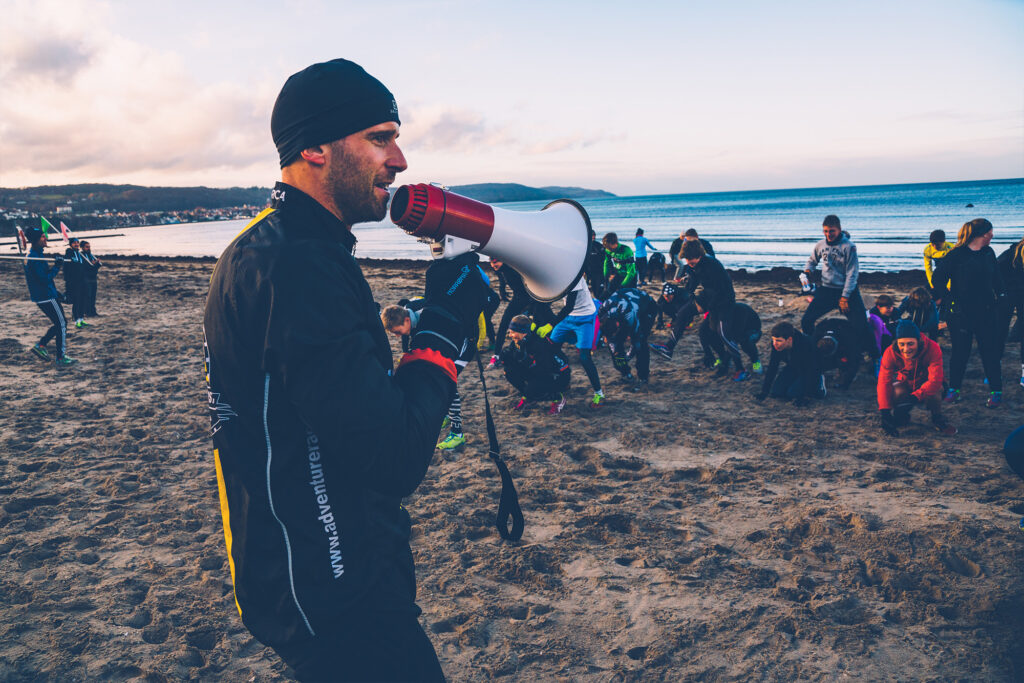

{"left": 23, "top": 228, "right": 75, "bottom": 365}
{"left": 584, "top": 233, "right": 607, "bottom": 299}
{"left": 63, "top": 237, "right": 87, "bottom": 325}
{"left": 80, "top": 241, "right": 102, "bottom": 317}
{"left": 931, "top": 218, "right": 1004, "bottom": 407}
{"left": 710, "top": 301, "right": 762, "bottom": 379}
{"left": 203, "top": 58, "right": 490, "bottom": 681}
{"left": 755, "top": 322, "right": 825, "bottom": 405}
{"left": 812, "top": 317, "right": 861, "bottom": 390}
{"left": 649, "top": 239, "right": 735, "bottom": 372}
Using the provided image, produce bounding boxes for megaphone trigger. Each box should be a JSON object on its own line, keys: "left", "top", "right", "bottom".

{"left": 391, "top": 183, "right": 591, "bottom": 302}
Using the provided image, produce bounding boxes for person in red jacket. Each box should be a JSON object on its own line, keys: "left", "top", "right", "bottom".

{"left": 877, "top": 320, "right": 956, "bottom": 436}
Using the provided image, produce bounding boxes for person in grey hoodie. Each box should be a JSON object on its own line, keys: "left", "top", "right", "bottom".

{"left": 800, "top": 215, "right": 876, "bottom": 359}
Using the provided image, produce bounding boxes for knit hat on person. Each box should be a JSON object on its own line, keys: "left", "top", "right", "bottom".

{"left": 509, "top": 316, "right": 533, "bottom": 334}
{"left": 895, "top": 320, "right": 920, "bottom": 340}
{"left": 24, "top": 227, "right": 43, "bottom": 244}
{"left": 271, "top": 58, "right": 400, "bottom": 168}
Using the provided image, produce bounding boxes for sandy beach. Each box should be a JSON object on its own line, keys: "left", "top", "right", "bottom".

{"left": 0, "top": 256, "right": 1021, "bottom": 681}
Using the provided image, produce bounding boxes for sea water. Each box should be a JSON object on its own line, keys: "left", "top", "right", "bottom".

{"left": 20, "top": 178, "right": 1021, "bottom": 272}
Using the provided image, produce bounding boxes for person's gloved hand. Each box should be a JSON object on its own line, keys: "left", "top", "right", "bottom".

{"left": 612, "top": 354, "right": 630, "bottom": 373}
{"left": 535, "top": 323, "right": 553, "bottom": 339}
{"left": 54, "top": 254, "right": 64, "bottom": 264}
{"left": 880, "top": 409, "right": 899, "bottom": 437}
{"left": 423, "top": 253, "right": 489, "bottom": 330}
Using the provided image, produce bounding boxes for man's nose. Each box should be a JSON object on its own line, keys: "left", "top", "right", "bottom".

{"left": 388, "top": 142, "right": 408, "bottom": 173}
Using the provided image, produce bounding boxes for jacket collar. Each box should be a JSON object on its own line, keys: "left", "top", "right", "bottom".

{"left": 270, "top": 182, "right": 357, "bottom": 254}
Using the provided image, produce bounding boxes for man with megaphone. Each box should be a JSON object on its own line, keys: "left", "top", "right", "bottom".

{"left": 203, "top": 58, "right": 489, "bottom": 681}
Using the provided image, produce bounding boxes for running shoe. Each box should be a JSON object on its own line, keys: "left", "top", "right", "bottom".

{"left": 440, "top": 416, "right": 451, "bottom": 431}
{"left": 31, "top": 344, "right": 50, "bottom": 361}
{"left": 732, "top": 370, "right": 750, "bottom": 382}
{"left": 548, "top": 394, "right": 566, "bottom": 415}
{"left": 56, "top": 355, "right": 77, "bottom": 367}
{"left": 712, "top": 358, "right": 722, "bottom": 369}
{"left": 437, "top": 432, "right": 465, "bottom": 450}
{"left": 591, "top": 391, "right": 606, "bottom": 407}
{"left": 629, "top": 379, "right": 649, "bottom": 393}
{"left": 649, "top": 342, "right": 673, "bottom": 360}
{"left": 986, "top": 391, "right": 1002, "bottom": 408}
{"left": 752, "top": 360, "right": 762, "bottom": 374}
{"left": 488, "top": 355, "right": 502, "bottom": 368}
{"left": 943, "top": 388, "right": 961, "bottom": 403}
{"left": 76, "top": 319, "right": 90, "bottom": 328}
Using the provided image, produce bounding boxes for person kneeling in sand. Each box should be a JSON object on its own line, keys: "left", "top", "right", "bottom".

{"left": 877, "top": 320, "right": 956, "bottom": 437}
{"left": 755, "top": 322, "right": 825, "bottom": 406}
{"left": 812, "top": 317, "right": 861, "bottom": 390}
{"left": 501, "top": 315, "right": 572, "bottom": 414}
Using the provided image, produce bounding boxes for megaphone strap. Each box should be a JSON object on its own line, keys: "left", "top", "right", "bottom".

{"left": 474, "top": 354, "right": 525, "bottom": 542}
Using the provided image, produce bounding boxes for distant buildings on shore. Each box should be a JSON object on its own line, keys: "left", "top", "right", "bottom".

{"left": 1, "top": 204, "right": 262, "bottom": 232}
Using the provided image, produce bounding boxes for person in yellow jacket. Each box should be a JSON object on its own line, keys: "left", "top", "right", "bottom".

{"left": 924, "top": 229, "right": 954, "bottom": 289}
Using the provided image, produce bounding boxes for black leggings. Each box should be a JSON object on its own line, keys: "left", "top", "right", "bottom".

{"left": 36, "top": 299, "right": 67, "bottom": 358}
{"left": 949, "top": 312, "right": 1002, "bottom": 392}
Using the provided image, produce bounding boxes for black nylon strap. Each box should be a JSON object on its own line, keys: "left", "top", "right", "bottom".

{"left": 474, "top": 354, "right": 524, "bottom": 541}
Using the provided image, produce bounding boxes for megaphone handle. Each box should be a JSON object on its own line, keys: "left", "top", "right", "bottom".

{"left": 474, "top": 353, "right": 525, "bottom": 542}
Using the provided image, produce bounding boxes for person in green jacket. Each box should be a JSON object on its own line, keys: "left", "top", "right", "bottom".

{"left": 602, "top": 232, "right": 637, "bottom": 294}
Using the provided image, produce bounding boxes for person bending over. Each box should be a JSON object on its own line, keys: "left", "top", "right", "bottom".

{"left": 812, "top": 317, "right": 861, "bottom": 390}
{"left": 602, "top": 232, "right": 637, "bottom": 293}
{"left": 203, "top": 58, "right": 491, "bottom": 681}
{"left": 932, "top": 218, "right": 1004, "bottom": 407}
{"left": 584, "top": 229, "right": 608, "bottom": 299}
{"left": 877, "top": 320, "right": 956, "bottom": 436}
{"left": 895, "top": 287, "right": 940, "bottom": 340}
{"left": 648, "top": 239, "right": 734, "bottom": 372}
{"left": 23, "top": 228, "right": 76, "bottom": 366}
{"left": 547, "top": 275, "right": 605, "bottom": 406}
{"left": 501, "top": 315, "right": 572, "bottom": 414}
{"left": 647, "top": 252, "right": 668, "bottom": 283}
{"left": 598, "top": 287, "right": 658, "bottom": 391}
{"left": 801, "top": 215, "right": 873, "bottom": 359}
{"left": 489, "top": 257, "right": 540, "bottom": 367}
{"left": 714, "top": 301, "right": 762, "bottom": 381}
{"left": 755, "top": 322, "right": 825, "bottom": 405}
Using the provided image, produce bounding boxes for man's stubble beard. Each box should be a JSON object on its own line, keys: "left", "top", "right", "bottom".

{"left": 326, "top": 141, "right": 389, "bottom": 227}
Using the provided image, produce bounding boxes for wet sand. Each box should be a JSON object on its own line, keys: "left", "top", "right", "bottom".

{"left": 0, "top": 257, "right": 1021, "bottom": 681}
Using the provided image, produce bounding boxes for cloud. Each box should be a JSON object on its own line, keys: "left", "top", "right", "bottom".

{"left": 0, "top": 0, "right": 276, "bottom": 187}
{"left": 401, "top": 105, "right": 514, "bottom": 152}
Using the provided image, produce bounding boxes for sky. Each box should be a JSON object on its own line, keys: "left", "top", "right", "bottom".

{"left": 0, "top": 0, "right": 1021, "bottom": 196}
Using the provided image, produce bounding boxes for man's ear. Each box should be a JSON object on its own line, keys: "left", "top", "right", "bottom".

{"left": 299, "top": 145, "right": 328, "bottom": 166}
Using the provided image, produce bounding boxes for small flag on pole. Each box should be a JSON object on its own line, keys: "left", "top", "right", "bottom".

{"left": 60, "top": 221, "right": 73, "bottom": 241}
{"left": 16, "top": 226, "right": 27, "bottom": 252}
{"left": 40, "top": 216, "right": 57, "bottom": 238}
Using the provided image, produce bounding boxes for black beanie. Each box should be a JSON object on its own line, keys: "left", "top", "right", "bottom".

{"left": 24, "top": 227, "right": 43, "bottom": 244}
{"left": 271, "top": 58, "right": 400, "bottom": 168}
{"left": 895, "top": 319, "right": 920, "bottom": 340}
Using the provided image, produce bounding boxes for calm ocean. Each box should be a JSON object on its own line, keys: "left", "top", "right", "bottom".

{"left": 20, "top": 178, "right": 1021, "bottom": 272}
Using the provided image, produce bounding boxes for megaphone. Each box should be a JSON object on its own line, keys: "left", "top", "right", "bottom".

{"left": 389, "top": 183, "right": 591, "bottom": 302}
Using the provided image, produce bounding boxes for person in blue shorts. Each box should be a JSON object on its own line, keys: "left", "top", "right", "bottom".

{"left": 547, "top": 276, "right": 604, "bottom": 406}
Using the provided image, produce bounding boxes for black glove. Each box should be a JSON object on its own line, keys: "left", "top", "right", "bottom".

{"left": 879, "top": 409, "right": 899, "bottom": 437}
{"left": 423, "top": 253, "right": 489, "bottom": 330}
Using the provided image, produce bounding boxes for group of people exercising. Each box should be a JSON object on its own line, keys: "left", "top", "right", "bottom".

{"left": 382, "top": 214, "right": 1016, "bottom": 448}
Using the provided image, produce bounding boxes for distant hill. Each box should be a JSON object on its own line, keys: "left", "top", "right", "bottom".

{"left": 449, "top": 183, "right": 615, "bottom": 203}
{"left": 0, "top": 182, "right": 614, "bottom": 214}
{"left": 0, "top": 184, "right": 269, "bottom": 213}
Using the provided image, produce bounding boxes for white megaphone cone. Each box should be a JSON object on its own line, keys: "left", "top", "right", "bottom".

{"left": 390, "top": 184, "right": 591, "bottom": 302}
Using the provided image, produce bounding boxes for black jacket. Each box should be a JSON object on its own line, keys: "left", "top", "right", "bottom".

{"left": 684, "top": 255, "right": 735, "bottom": 314}
{"left": 500, "top": 333, "right": 571, "bottom": 399}
{"left": 63, "top": 248, "right": 84, "bottom": 286}
{"left": 811, "top": 317, "right": 860, "bottom": 387}
{"left": 760, "top": 331, "right": 822, "bottom": 399}
{"left": 203, "top": 183, "right": 455, "bottom": 649}
{"left": 931, "top": 245, "right": 1003, "bottom": 318}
